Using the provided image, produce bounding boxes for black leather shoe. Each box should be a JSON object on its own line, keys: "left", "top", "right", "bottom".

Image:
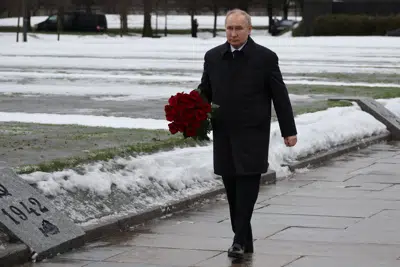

{"left": 228, "top": 243, "right": 244, "bottom": 258}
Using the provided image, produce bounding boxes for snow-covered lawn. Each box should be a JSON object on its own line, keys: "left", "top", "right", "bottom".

{"left": 0, "top": 28, "right": 398, "bottom": 223}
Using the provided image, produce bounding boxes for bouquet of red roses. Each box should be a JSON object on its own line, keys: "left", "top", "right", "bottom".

{"left": 164, "top": 89, "right": 216, "bottom": 140}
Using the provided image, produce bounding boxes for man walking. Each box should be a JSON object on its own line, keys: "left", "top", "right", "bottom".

{"left": 197, "top": 9, "right": 298, "bottom": 258}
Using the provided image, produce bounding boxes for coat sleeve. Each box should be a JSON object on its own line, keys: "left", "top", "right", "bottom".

{"left": 269, "top": 53, "right": 297, "bottom": 137}
{"left": 197, "top": 52, "right": 212, "bottom": 103}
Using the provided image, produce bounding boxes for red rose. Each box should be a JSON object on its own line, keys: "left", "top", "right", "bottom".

{"left": 175, "top": 122, "right": 185, "bottom": 132}
{"left": 168, "top": 95, "right": 179, "bottom": 106}
{"left": 185, "top": 127, "right": 197, "bottom": 137}
{"left": 168, "top": 122, "right": 179, "bottom": 134}
{"left": 165, "top": 90, "right": 214, "bottom": 139}
{"left": 195, "top": 110, "right": 207, "bottom": 121}
{"left": 191, "top": 120, "right": 201, "bottom": 130}
{"left": 180, "top": 110, "right": 194, "bottom": 123}
{"left": 203, "top": 104, "right": 212, "bottom": 113}
{"left": 189, "top": 90, "right": 201, "bottom": 101}
{"left": 178, "top": 94, "right": 196, "bottom": 108}
{"left": 165, "top": 105, "right": 176, "bottom": 121}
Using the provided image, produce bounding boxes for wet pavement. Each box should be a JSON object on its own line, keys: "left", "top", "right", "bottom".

{"left": 19, "top": 141, "right": 400, "bottom": 267}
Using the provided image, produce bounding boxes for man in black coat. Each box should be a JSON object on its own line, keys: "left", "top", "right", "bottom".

{"left": 197, "top": 9, "right": 298, "bottom": 258}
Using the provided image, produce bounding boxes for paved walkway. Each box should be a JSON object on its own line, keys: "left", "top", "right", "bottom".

{"left": 22, "top": 141, "right": 400, "bottom": 267}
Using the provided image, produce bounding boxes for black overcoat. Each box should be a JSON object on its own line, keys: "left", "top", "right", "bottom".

{"left": 198, "top": 36, "right": 297, "bottom": 176}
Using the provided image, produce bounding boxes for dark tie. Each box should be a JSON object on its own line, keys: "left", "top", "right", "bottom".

{"left": 233, "top": 50, "right": 241, "bottom": 59}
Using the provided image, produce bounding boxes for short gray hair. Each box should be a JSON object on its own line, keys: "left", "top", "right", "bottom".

{"left": 225, "top": 9, "right": 252, "bottom": 27}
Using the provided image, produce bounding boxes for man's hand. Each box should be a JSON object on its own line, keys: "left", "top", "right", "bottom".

{"left": 284, "top": 136, "right": 297, "bottom": 147}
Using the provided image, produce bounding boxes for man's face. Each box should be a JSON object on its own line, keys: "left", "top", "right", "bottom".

{"left": 225, "top": 13, "right": 252, "bottom": 48}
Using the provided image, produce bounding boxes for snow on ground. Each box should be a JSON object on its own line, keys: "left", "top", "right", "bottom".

{"left": 0, "top": 16, "right": 49, "bottom": 27}
{"left": 0, "top": 34, "right": 399, "bottom": 74}
{"left": 377, "top": 98, "right": 400, "bottom": 117}
{"left": 0, "top": 112, "right": 169, "bottom": 129}
{"left": 0, "top": 80, "right": 399, "bottom": 98}
{"left": 0, "top": 14, "right": 301, "bottom": 29}
{"left": 0, "top": 33, "right": 399, "bottom": 111}
{"left": 18, "top": 102, "right": 395, "bottom": 223}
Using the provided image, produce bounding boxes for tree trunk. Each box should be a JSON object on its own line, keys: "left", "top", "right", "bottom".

{"left": 120, "top": 8, "right": 128, "bottom": 36}
{"left": 22, "top": 0, "right": 28, "bottom": 42}
{"left": 188, "top": 0, "right": 197, "bottom": 37}
{"left": 190, "top": 9, "right": 194, "bottom": 37}
{"left": 57, "top": 6, "right": 64, "bottom": 41}
{"left": 213, "top": 4, "right": 217, "bottom": 38}
{"left": 267, "top": 0, "right": 273, "bottom": 33}
{"left": 25, "top": 0, "right": 31, "bottom": 31}
{"left": 283, "top": 0, "right": 289, "bottom": 20}
{"left": 16, "top": 0, "right": 21, "bottom": 42}
{"left": 155, "top": 0, "right": 159, "bottom": 36}
{"left": 142, "top": 0, "right": 153, "bottom": 37}
{"left": 164, "top": 0, "right": 167, "bottom": 36}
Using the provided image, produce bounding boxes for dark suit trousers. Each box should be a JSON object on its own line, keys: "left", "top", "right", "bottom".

{"left": 222, "top": 174, "right": 261, "bottom": 246}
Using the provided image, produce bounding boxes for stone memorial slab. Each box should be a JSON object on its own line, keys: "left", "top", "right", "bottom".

{"left": 0, "top": 162, "right": 85, "bottom": 260}
{"left": 329, "top": 97, "right": 400, "bottom": 139}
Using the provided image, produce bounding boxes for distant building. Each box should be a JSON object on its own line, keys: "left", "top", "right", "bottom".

{"left": 303, "top": 0, "right": 400, "bottom": 35}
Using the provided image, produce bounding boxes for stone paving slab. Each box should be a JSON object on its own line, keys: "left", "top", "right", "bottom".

{"left": 284, "top": 187, "right": 371, "bottom": 199}
{"left": 299, "top": 180, "right": 392, "bottom": 191}
{"left": 222, "top": 212, "right": 361, "bottom": 229}
{"left": 253, "top": 239, "right": 400, "bottom": 260}
{"left": 135, "top": 220, "right": 288, "bottom": 239}
{"left": 290, "top": 171, "right": 357, "bottom": 182}
{"left": 376, "top": 157, "right": 400, "bottom": 164}
{"left": 267, "top": 227, "right": 346, "bottom": 243}
{"left": 257, "top": 180, "right": 314, "bottom": 196}
{"left": 21, "top": 259, "right": 92, "bottom": 267}
{"left": 193, "top": 253, "right": 300, "bottom": 267}
{"left": 340, "top": 210, "right": 400, "bottom": 245}
{"left": 255, "top": 204, "right": 381, "bottom": 218}
{"left": 365, "top": 186, "right": 400, "bottom": 201}
{"left": 347, "top": 174, "right": 400, "bottom": 184}
{"left": 118, "top": 233, "right": 232, "bottom": 251}
{"left": 57, "top": 246, "right": 131, "bottom": 261}
{"left": 285, "top": 256, "right": 400, "bottom": 267}
{"left": 263, "top": 195, "right": 400, "bottom": 210}
{"left": 103, "top": 246, "right": 219, "bottom": 267}
{"left": 348, "top": 163, "right": 399, "bottom": 176}
{"left": 19, "top": 141, "right": 400, "bottom": 267}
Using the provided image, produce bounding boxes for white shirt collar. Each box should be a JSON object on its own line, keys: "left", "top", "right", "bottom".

{"left": 230, "top": 39, "right": 248, "bottom": 52}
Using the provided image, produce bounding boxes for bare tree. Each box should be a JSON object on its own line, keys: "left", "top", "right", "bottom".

{"left": 267, "top": 0, "right": 273, "bottom": 32}
{"left": 22, "top": 0, "right": 30, "bottom": 42}
{"left": 186, "top": 0, "right": 197, "bottom": 37}
{"left": 142, "top": 0, "right": 153, "bottom": 37}
{"left": 212, "top": 1, "right": 218, "bottom": 37}
{"left": 118, "top": 0, "right": 129, "bottom": 36}
{"left": 282, "top": 0, "right": 290, "bottom": 19}
{"left": 163, "top": 0, "right": 168, "bottom": 36}
{"left": 56, "top": 2, "right": 64, "bottom": 41}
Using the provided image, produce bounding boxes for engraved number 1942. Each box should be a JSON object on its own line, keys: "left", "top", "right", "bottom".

{"left": 1, "top": 197, "right": 49, "bottom": 225}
